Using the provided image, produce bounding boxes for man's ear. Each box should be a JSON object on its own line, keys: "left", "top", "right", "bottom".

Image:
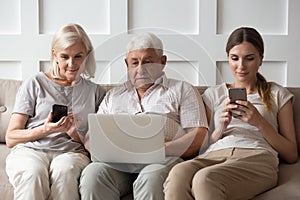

{"left": 125, "top": 58, "right": 129, "bottom": 69}
{"left": 161, "top": 55, "right": 167, "bottom": 66}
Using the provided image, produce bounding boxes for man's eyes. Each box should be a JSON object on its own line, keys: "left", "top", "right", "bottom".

{"left": 131, "top": 60, "right": 152, "bottom": 66}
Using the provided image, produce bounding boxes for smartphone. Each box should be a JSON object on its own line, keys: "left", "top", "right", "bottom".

{"left": 51, "top": 104, "right": 68, "bottom": 123}
{"left": 228, "top": 88, "right": 247, "bottom": 117}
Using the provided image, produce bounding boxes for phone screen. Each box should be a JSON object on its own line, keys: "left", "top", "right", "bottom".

{"left": 52, "top": 104, "right": 68, "bottom": 123}
{"left": 228, "top": 88, "right": 247, "bottom": 117}
{"left": 228, "top": 88, "right": 247, "bottom": 103}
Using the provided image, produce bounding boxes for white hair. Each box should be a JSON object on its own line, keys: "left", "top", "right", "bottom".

{"left": 126, "top": 32, "right": 163, "bottom": 57}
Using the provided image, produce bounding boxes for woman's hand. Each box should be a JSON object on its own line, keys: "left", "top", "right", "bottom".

{"left": 210, "top": 100, "right": 233, "bottom": 144}
{"left": 43, "top": 112, "right": 73, "bottom": 134}
{"left": 66, "top": 114, "right": 83, "bottom": 143}
{"left": 216, "top": 100, "right": 233, "bottom": 132}
{"left": 229, "top": 100, "right": 264, "bottom": 128}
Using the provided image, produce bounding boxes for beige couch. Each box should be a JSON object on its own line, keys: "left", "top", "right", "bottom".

{"left": 1, "top": 78, "right": 300, "bottom": 200}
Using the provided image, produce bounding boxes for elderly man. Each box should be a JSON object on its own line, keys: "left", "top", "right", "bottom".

{"left": 80, "top": 32, "right": 208, "bottom": 200}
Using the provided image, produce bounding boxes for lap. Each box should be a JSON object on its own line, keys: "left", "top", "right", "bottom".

{"left": 6, "top": 145, "right": 49, "bottom": 172}
{"left": 50, "top": 152, "right": 90, "bottom": 170}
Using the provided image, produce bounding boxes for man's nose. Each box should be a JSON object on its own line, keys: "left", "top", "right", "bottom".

{"left": 137, "top": 63, "right": 146, "bottom": 73}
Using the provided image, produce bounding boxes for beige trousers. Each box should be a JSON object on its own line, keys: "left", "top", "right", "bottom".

{"left": 80, "top": 156, "right": 182, "bottom": 200}
{"left": 164, "top": 148, "right": 278, "bottom": 200}
{"left": 6, "top": 145, "right": 90, "bottom": 200}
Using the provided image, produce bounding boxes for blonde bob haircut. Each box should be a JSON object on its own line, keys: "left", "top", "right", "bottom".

{"left": 50, "top": 23, "right": 96, "bottom": 79}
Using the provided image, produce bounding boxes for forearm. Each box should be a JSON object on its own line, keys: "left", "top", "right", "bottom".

{"left": 258, "top": 118, "right": 298, "bottom": 163}
{"left": 165, "top": 127, "right": 208, "bottom": 159}
{"left": 68, "top": 129, "right": 84, "bottom": 143}
{"left": 6, "top": 125, "right": 49, "bottom": 148}
{"left": 209, "top": 126, "right": 225, "bottom": 144}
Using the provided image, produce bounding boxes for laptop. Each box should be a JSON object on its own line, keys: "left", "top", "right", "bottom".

{"left": 88, "top": 113, "right": 166, "bottom": 164}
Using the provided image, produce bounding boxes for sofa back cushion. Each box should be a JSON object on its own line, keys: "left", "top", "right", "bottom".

{"left": 0, "top": 79, "right": 22, "bottom": 142}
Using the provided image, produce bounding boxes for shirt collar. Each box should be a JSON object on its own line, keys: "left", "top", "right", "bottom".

{"left": 124, "top": 73, "right": 169, "bottom": 92}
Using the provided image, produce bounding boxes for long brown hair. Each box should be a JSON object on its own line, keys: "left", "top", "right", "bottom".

{"left": 226, "top": 27, "right": 273, "bottom": 111}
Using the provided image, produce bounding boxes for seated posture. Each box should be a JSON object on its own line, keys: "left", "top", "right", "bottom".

{"left": 79, "top": 32, "right": 209, "bottom": 200}
{"left": 5, "top": 24, "right": 106, "bottom": 200}
{"left": 164, "top": 27, "right": 298, "bottom": 200}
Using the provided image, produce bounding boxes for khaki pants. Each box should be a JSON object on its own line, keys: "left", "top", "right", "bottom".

{"left": 164, "top": 148, "right": 278, "bottom": 200}
{"left": 6, "top": 145, "right": 90, "bottom": 200}
{"left": 79, "top": 156, "right": 182, "bottom": 200}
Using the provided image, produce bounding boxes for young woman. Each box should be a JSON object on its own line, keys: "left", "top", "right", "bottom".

{"left": 164, "top": 27, "right": 298, "bottom": 200}
{"left": 5, "top": 24, "right": 105, "bottom": 200}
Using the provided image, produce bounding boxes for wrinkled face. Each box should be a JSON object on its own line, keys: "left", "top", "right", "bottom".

{"left": 228, "top": 41, "right": 263, "bottom": 83}
{"left": 53, "top": 41, "right": 87, "bottom": 82}
{"left": 126, "top": 48, "right": 166, "bottom": 89}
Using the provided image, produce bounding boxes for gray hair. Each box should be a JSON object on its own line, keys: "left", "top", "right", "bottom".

{"left": 126, "top": 32, "right": 163, "bottom": 57}
{"left": 50, "top": 23, "right": 96, "bottom": 79}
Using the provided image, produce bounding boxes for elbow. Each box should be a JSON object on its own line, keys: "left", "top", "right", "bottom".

{"left": 286, "top": 155, "right": 298, "bottom": 164}
{"left": 5, "top": 133, "right": 16, "bottom": 148}
{"left": 288, "top": 151, "right": 299, "bottom": 164}
{"left": 5, "top": 139, "right": 15, "bottom": 148}
{"left": 6, "top": 142, "right": 14, "bottom": 148}
{"left": 284, "top": 148, "right": 298, "bottom": 164}
{"left": 184, "top": 128, "right": 209, "bottom": 158}
{"left": 290, "top": 145, "right": 299, "bottom": 164}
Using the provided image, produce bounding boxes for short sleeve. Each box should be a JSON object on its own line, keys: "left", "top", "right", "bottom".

{"left": 13, "top": 77, "right": 37, "bottom": 116}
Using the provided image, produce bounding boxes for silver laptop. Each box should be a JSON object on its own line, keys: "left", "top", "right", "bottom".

{"left": 88, "top": 113, "right": 166, "bottom": 164}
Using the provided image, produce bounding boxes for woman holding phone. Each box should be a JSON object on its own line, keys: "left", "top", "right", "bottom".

{"left": 5, "top": 24, "right": 105, "bottom": 200}
{"left": 164, "top": 27, "right": 298, "bottom": 200}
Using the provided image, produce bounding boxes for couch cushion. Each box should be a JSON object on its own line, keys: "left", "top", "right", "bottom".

{"left": 252, "top": 157, "right": 300, "bottom": 200}
{"left": 0, "top": 144, "right": 14, "bottom": 199}
{"left": 0, "top": 79, "right": 22, "bottom": 142}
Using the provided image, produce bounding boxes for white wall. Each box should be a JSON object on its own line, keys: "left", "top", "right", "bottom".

{"left": 0, "top": 0, "right": 299, "bottom": 86}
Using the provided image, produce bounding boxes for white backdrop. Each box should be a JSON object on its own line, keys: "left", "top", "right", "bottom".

{"left": 0, "top": 0, "right": 299, "bottom": 86}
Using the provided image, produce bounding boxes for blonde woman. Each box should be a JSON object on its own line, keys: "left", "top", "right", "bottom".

{"left": 6, "top": 24, "right": 105, "bottom": 200}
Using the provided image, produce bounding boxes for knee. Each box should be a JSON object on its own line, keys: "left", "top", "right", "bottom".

{"left": 81, "top": 163, "right": 101, "bottom": 187}
{"left": 133, "top": 172, "right": 164, "bottom": 200}
{"left": 134, "top": 172, "right": 161, "bottom": 189}
{"left": 167, "top": 162, "right": 190, "bottom": 181}
{"left": 15, "top": 166, "right": 48, "bottom": 186}
{"left": 192, "top": 169, "right": 219, "bottom": 190}
{"left": 164, "top": 162, "right": 194, "bottom": 194}
{"left": 80, "top": 163, "right": 111, "bottom": 190}
{"left": 134, "top": 164, "right": 168, "bottom": 193}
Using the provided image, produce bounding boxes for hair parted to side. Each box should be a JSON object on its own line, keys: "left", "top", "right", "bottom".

{"left": 50, "top": 23, "right": 96, "bottom": 79}
{"left": 226, "top": 27, "right": 274, "bottom": 111}
{"left": 126, "top": 32, "right": 164, "bottom": 57}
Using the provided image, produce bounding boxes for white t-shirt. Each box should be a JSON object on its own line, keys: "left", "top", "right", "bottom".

{"left": 202, "top": 82, "right": 294, "bottom": 157}
{"left": 13, "top": 72, "right": 106, "bottom": 153}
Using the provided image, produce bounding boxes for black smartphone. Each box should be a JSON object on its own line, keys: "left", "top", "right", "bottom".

{"left": 51, "top": 104, "right": 68, "bottom": 123}
{"left": 228, "top": 88, "right": 247, "bottom": 117}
